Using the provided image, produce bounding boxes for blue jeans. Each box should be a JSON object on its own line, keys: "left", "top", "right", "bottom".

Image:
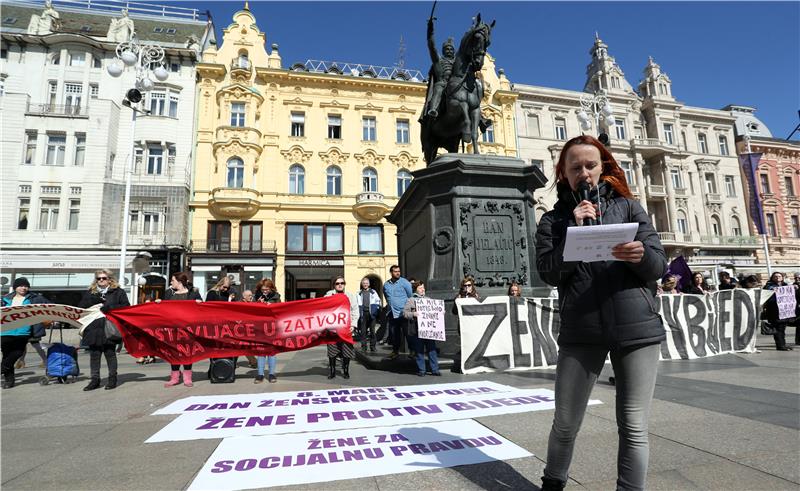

{"left": 256, "top": 355, "right": 276, "bottom": 376}
{"left": 411, "top": 337, "right": 439, "bottom": 374}
{"left": 544, "top": 342, "right": 660, "bottom": 491}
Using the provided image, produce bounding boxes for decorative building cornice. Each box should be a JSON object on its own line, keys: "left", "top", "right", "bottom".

{"left": 354, "top": 102, "right": 384, "bottom": 112}
{"left": 387, "top": 105, "right": 418, "bottom": 115}
{"left": 282, "top": 97, "right": 313, "bottom": 107}
{"left": 354, "top": 149, "right": 386, "bottom": 167}
{"left": 388, "top": 151, "right": 419, "bottom": 168}
{"left": 318, "top": 147, "right": 349, "bottom": 166}
{"left": 319, "top": 100, "right": 350, "bottom": 110}
{"left": 280, "top": 145, "right": 313, "bottom": 163}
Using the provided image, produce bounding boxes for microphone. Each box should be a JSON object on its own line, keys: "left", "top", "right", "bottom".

{"left": 577, "top": 180, "right": 597, "bottom": 226}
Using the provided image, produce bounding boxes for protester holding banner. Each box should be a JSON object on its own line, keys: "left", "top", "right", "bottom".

{"left": 658, "top": 275, "right": 678, "bottom": 295}
{"left": 79, "top": 270, "right": 130, "bottom": 391}
{"left": 205, "top": 276, "right": 239, "bottom": 302}
{"left": 508, "top": 281, "right": 522, "bottom": 297}
{"left": 534, "top": 135, "right": 667, "bottom": 491}
{"left": 718, "top": 271, "right": 737, "bottom": 290}
{"left": 161, "top": 272, "right": 203, "bottom": 387}
{"left": 253, "top": 279, "right": 280, "bottom": 384}
{"left": 763, "top": 272, "right": 795, "bottom": 351}
{"left": 383, "top": 265, "right": 413, "bottom": 360}
{"left": 686, "top": 272, "right": 710, "bottom": 295}
{"left": 357, "top": 277, "right": 381, "bottom": 352}
{"left": 1, "top": 278, "right": 49, "bottom": 389}
{"left": 325, "top": 276, "right": 358, "bottom": 379}
{"left": 403, "top": 280, "right": 441, "bottom": 377}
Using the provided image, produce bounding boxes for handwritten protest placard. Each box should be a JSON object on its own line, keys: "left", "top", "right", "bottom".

{"left": 416, "top": 297, "right": 446, "bottom": 341}
{"left": 775, "top": 285, "right": 797, "bottom": 320}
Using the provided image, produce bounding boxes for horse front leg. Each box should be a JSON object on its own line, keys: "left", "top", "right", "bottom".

{"left": 470, "top": 107, "right": 482, "bottom": 154}
{"left": 458, "top": 101, "right": 471, "bottom": 146}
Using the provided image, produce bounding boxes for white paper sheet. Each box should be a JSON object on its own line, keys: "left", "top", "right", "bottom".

{"left": 563, "top": 223, "right": 638, "bottom": 262}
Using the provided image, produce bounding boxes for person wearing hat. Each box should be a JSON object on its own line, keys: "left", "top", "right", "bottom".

{"left": 1, "top": 277, "right": 49, "bottom": 389}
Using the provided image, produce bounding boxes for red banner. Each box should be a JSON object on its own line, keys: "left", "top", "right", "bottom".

{"left": 105, "top": 295, "right": 352, "bottom": 364}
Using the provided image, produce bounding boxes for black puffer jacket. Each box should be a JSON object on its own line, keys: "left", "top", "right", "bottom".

{"left": 78, "top": 287, "right": 130, "bottom": 348}
{"left": 535, "top": 181, "right": 667, "bottom": 348}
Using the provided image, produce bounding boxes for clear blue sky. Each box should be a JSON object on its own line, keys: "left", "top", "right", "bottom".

{"left": 178, "top": 1, "right": 800, "bottom": 139}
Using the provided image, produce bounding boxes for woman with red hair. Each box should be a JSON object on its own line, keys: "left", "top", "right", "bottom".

{"left": 535, "top": 136, "right": 666, "bottom": 490}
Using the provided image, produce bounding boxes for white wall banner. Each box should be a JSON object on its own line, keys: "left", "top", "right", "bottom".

{"left": 188, "top": 420, "right": 532, "bottom": 491}
{"left": 416, "top": 297, "right": 446, "bottom": 341}
{"left": 153, "top": 381, "right": 516, "bottom": 416}
{"left": 457, "top": 289, "right": 770, "bottom": 374}
{"left": 146, "top": 388, "right": 600, "bottom": 443}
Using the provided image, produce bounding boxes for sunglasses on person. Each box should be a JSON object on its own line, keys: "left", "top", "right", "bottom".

{"left": 335, "top": 281, "right": 345, "bottom": 285}
{"left": 464, "top": 283, "right": 473, "bottom": 287}
{"left": 96, "top": 276, "right": 109, "bottom": 281}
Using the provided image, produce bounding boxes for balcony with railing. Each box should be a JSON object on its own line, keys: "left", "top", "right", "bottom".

{"left": 208, "top": 187, "right": 261, "bottom": 218}
{"left": 647, "top": 185, "right": 666, "bottom": 198}
{"left": 353, "top": 192, "right": 390, "bottom": 221}
{"left": 705, "top": 193, "right": 723, "bottom": 203}
{"left": 215, "top": 126, "right": 261, "bottom": 147}
{"left": 673, "top": 187, "right": 688, "bottom": 196}
{"left": 26, "top": 103, "right": 89, "bottom": 117}
{"left": 699, "top": 235, "right": 760, "bottom": 247}
{"left": 230, "top": 58, "right": 252, "bottom": 80}
{"left": 630, "top": 137, "right": 676, "bottom": 157}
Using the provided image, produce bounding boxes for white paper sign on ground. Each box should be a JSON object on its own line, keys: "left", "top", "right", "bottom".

{"left": 416, "top": 297, "right": 446, "bottom": 341}
{"left": 147, "top": 387, "right": 601, "bottom": 443}
{"left": 188, "top": 419, "right": 532, "bottom": 491}
{"left": 153, "top": 381, "right": 516, "bottom": 415}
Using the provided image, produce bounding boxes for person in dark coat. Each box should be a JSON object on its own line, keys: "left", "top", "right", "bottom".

{"left": 78, "top": 269, "right": 130, "bottom": 391}
{"left": 253, "top": 278, "right": 280, "bottom": 384}
{"left": 535, "top": 135, "right": 667, "bottom": 491}
{"left": 205, "top": 276, "right": 239, "bottom": 302}
{"left": 685, "top": 272, "right": 710, "bottom": 295}
{"left": 763, "top": 272, "right": 794, "bottom": 351}
{"left": 159, "top": 271, "right": 203, "bottom": 387}
{"left": 1, "top": 278, "right": 49, "bottom": 389}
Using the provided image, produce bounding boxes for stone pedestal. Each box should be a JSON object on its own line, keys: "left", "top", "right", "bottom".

{"left": 387, "top": 153, "right": 549, "bottom": 356}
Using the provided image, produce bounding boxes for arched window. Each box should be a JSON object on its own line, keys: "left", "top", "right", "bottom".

{"left": 676, "top": 210, "right": 688, "bottom": 235}
{"left": 326, "top": 165, "right": 342, "bottom": 196}
{"left": 289, "top": 164, "right": 305, "bottom": 194}
{"left": 362, "top": 167, "right": 378, "bottom": 193}
{"left": 710, "top": 215, "right": 721, "bottom": 235}
{"left": 396, "top": 169, "right": 412, "bottom": 197}
{"left": 226, "top": 157, "right": 244, "bottom": 188}
{"left": 237, "top": 50, "right": 249, "bottom": 69}
{"left": 731, "top": 216, "right": 742, "bottom": 236}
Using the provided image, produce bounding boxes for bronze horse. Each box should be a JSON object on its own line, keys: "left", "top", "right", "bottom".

{"left": 421, "top": 14, "right": 495, "bottom": 165}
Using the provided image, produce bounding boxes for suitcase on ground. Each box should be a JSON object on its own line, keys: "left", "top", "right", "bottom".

{"left": 41, "top": 323, "right": 79, "bottom": 385}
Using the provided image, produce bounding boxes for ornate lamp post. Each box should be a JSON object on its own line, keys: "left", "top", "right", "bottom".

{"left": 577, "top": 89, "right": 615, "bottom": 142}
{"left": 107, "top": 33, "right": 168, "bottom": 291}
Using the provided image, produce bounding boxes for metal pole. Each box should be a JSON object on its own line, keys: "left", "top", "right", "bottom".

{"left": 119, "top": 109, "right": 136, "bottom": 288}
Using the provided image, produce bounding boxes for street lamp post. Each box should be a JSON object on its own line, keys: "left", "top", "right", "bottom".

{"left": 577, "top": 89, "right": 615, "bottom": 141}
{"left": 107, "top": 33, "right": 168, "bottom": 291}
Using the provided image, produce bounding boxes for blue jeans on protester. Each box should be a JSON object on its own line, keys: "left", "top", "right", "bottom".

{"left": 411, "top": 337, "right": 439, "bottom": 375}
{"left": 256, "top": 355, "right": 276, "bottom": 376}
{"left": 544, "top": 342, "right": 660, "bottom": 491}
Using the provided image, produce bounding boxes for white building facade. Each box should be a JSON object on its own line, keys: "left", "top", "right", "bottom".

{"left": 0, "top": 0, "right": 214, "bottom": 303}
{"left": 515, "top": 36, "right": 759, "bottom": 280}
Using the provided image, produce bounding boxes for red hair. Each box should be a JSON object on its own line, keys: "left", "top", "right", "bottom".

{"left": 553, "top": 135, "right": 632, "bottom": 199}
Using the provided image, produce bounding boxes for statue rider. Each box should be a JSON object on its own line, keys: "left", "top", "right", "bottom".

{"left": 424, "top": 16, "right": 455, "bottom": 120}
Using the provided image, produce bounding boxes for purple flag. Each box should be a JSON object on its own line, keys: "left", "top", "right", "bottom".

{"left": 739, "top": 153, "right": 765, "bottom": 235}
{"left": 665, "top": 255, "right": 692, "bottom": 292}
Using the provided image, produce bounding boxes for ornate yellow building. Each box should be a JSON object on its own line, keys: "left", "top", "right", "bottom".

{"left": 188, "top": 6, "right": 517, "bottom": 299}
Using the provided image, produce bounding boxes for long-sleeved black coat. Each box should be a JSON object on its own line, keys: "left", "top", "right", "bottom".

{"left": 535, "top": 181, "right": 667, "bottom": 348}
{"left": 78, "top": 287, "right": 130, "bottom": 348}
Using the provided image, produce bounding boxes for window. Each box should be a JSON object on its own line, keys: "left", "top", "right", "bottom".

{"left": 362, "top": 116, "right": 377, "bottom": 141}
{"left": 68, "top": 199, "right": 80, "bottom": 230}
{"left": 358, "top": 225, "right": 384, "bottom": 253}
{"left": 1, "top": 46, "right": 7, "bottom": 59}
{"left": 396, "top": 119, "right": 410, "bottom": 144}
{"left": 759, "top": 173, "right": 770, "bottom": 194}
{"left": 240, "top": 222, "right": 262, "bottom": 252}
{"left": 792, "top": 216, "right": 800, "bottom": 238}
{"left": 670, "top": 169, "right": 683, "bottom": 189}
{"left": 698, "top": 133, "right": 708, "bottom": 154}
{"left": 527, "top": 114, "right": 540, "bottom": 137}
{"left": 326, "top": 165, "right": 342, "bottom": 195}
{"left": 680, "top": 131, "right": 687, "bottom": 149}
{"left": 40, "top": 185, "right": 61, "bottom": 194}
{"left": 231, "top": 102, "right": 245, "bottom": 127}
{"left": 149, "top": 91, "right": 166, "bottom": 116}
{"left": 362, "top": 167, "right": 378, "bottom": 192}
{"left": 134, "top": 147, "right": 144, "bottom": 172}
{"left": 785, "top": 176, "right": 795, "bottom": 196}
{"left": 620, "top": 161, "right": 635, "bottom": 186}
{"left": 237, "top": 52, "right": 249, "bottom": 68}
{"left": 45, "top": 134, "right": 66, "bottom": 166}
{"left": 24, "top": 131, "right": 37, "bottom": 164}
{"left": 724, "top": 175, "right": 736, "bottom": 197}
{"left": 51, "top": 53, "right": 60, "bottom": 65}
{"left": 64, "top": 83, "right": 82, "bottom": 111}
{"left": 482, "top": 122, "right": 495, "bottom": 143}
{"left": 677, "top": 211, "right": 688, "bottom": 234}
{"left": 68, "top": 52, "right": 85, "bottom": 66}
{"left": 397, "top": 169, "right": 412, "bottom": 196}
{"left": 554, "top": 118, "right": 567, "bottom": 140}
{"left": 614, "top": 119, "right": 626, "bottom": 140}
{"left": 291, "top": 112, "right": 305, "bottom": 137}
{"left": 766, "top": 213, "right": 777, "bottom": 237}
{"left": 142, "top": 213, "right": 160, "bottom": 235}
{"left": 92, "top": 55, "right": 101, "bottom": 68}
{"left": 327, "top": 114, "right": 342, "bottom": 139}
{"left": 38, "top": 199, "right": 60, "bottom": 230}
{"left": 169, "top": 93, "right": 178, "bottom": 118}
{"left": 20, "top": 184, "right": 32, "bottom": 194}
{"left": 611, "top": 76, "right": 620, "bottom": 89}
{"left": 89, "top": 83, "right": 99, "bottom": 99}
{"left": 17, "top": 198, "right": 29, "bottom": 230}
{"left": 147, "top": 145, "right": 163, "bottom": 175}
{"left": 70, "top": 186, "right": 81, "bottom": 195}
{"left": 289, "top": 164, "right": 305, "bottom": 194}
{"left": 74, "top": 133, "right": 86, "bottom": 166}
{"left": 207, "top": 221, "right": 231, "bottom": 252}
{"left": 167, "top": 144, "right": 176, "bottom": 171}
{"left": 710, "top": 216, "right": 721, "bottom": 236}
{"left": 170, "top": 62, "right": 180, "bottom": 73}
{"left": 718, "top": 135, "right": 729, "bottom": 156}
{"left": 731, "top": 216, "right": 742, "bottom": 236}
{"left": 227, "top": 157, "right": 244, "bottom": 188}
{"left": 531, "top": 159, "right": 544, "bottom": 172}
{"left": 48, "top": 81, "right": 57, "bottom": 107}
{"left": 704, "top": 173, "right": 717, "bottom": 194}
{"left": 663, "top": 123, "right": 674, "bottom": 145}
{"left": 634, "top": 126, "right": 643, "bottom": 139}
{"left": 286, "top": 224, "right": 343, "bottom": 253}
